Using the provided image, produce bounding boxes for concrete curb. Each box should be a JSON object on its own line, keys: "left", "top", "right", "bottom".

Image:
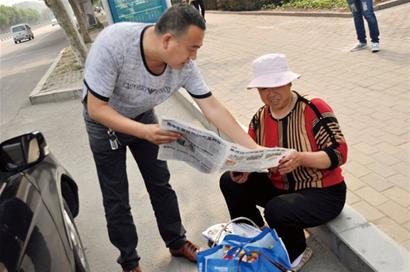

{"left": 208, "top": 9, "right": 352, "bottom": 18}
{"left": 173, "top": 89, "right": 410, "bottom": 272}
{"left": 29, "top": 49, "right": 82, "bottom": 105}
{"left": 310, "top": 206, "right": 410, "bottom": 272}
{"left": 375, "top": 0, "right": 410, "bottom": 10}
{"left": 208, "top": 0, "right": 409, "bottom": 18}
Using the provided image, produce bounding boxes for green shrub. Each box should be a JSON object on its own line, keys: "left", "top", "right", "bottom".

{"left": 172, "top": 0, "right": 348, "bottom": 11}
{"left": 263, "top": 0, "right": 348, "bottom": 9}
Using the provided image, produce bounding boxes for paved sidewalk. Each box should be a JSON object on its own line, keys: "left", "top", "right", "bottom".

{"left": 196, "top": 4, "right": 410, "bottom": 251}
{"left": 30, "top": 1, "right": 410, "bottom": 254}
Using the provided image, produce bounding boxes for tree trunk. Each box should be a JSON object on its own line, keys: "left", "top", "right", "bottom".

{"left": 43, "top": 0, "right": 88, "bottom": 66}
{"left": 68, "top": 0, "right": 92, "bottom": 44}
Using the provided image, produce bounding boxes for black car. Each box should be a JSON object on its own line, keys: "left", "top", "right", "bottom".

{"left": 0, "top": 131, "right": 89, "bottom": 272}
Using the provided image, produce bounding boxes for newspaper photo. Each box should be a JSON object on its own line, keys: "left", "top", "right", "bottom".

{"left": 158, "top": 118, "right": 294, "bottom": 173}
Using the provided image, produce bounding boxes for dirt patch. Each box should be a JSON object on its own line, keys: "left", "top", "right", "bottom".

{"left": 40, "top": 47, "right": 84, "bottom": 92}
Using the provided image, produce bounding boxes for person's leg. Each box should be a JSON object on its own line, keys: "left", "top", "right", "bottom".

{"left": 361, "top": 0, "right": 380, "bottom": 43}
{"left": 127, "top": 110, "right": 186, "bottom": 250}
{"left": 83, "top": 110, "right": 139, "bottom": 271}
{"left": 347, "top": 0, "right": 367, "bottom": 44}
{"left": 191, "top": 0, "right": 200, "bottom": 12}
{"left": 198, "top": 0, "right": 205, "bottom": 18}
{"left": 263, "top": 182, "right": 346, "bottom": 261}
{"left": 219, "top": 172, "right": 276, "bottom": 227}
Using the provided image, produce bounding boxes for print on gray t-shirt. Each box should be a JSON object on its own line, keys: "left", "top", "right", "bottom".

{"left": 82, "top": 22, "right": 211, "bottom": 118}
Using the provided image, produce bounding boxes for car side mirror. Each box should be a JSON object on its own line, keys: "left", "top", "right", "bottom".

{"left": 0, "top": 131, "right": 48, "bottom": 173}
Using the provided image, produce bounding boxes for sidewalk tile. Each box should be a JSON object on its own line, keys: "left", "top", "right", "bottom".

{"left": 343, "top": 161, "right": 371, "bottom": 178}
{"left": 374, "top": 217, "right": 410, "bottom": 243}
{"left": 344, "top": 172, "right": 366, "bottom": 191}
{"left": 352, "top": 201, "right": 385, "bottom": 221}
{"left": 405, "top": 222, "right": 410, "bottom": 233}
{"left": 361, "top": 127, "right": 387, "bottom": 137}
{"left": 351, "top": 142, "right": 379, "bottom": 155}
{"left": 376, "top": 142, "right": 404, "bottom": 155}
{"left": 371, "top": 111, "right": 395, "bottom": 122}
{"left": 403, "top": 239, "right": 410, "bottom": 252}
{"left": 366, "top": 162, "right": 397, "bottom": 178}
{"left": 360, "top": 172, "right": 394, "bottom": 192}
{"left": 383, "top": 187, "right": 410, "bottom": 207}
{"left": 392, "top": 162, "right": 410, "bottom": 177}
{"left": 398, "top": 142, "right": 410, "bottom": 152}
{"left": 371, "top": 151, "right": 402, "bottom": 166}
{"left": 383, "top": 124, "right": 409, "bottom": 136}
{"left": 387, "top": 174, "right": 410, "bottom": 193}
{"left": 378, "top": 133, "right": 408, "bottom": 146}
{"left": 377, "top": 200, "right": 410, "bottom": 224}
{"left": 356, "top": 186, "right": 389, "bottom": 206}
{"left": 346, "top": 190, "right": 361, "bottom": 205}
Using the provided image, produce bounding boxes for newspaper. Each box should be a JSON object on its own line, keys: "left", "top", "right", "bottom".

{"left": 158, "top": 118, "right": 294, "bottom": 173}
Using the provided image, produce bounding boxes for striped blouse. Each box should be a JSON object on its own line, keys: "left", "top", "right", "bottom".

{"left": 248, "top": 91, "right": 348, "bottom": 191}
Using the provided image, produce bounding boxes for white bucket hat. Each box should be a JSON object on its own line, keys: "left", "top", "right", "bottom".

{"left": 247, "top": 53, "right": 300, "bottom": 89}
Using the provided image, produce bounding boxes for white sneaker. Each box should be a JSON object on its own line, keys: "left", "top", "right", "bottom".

{"left": 350, "top": 43, "right": 367, "bottom": 52}
{"left": 371, "top": 42, "right": 380, "bottom": 53}
{"left": 291, "top": 247, "right": 313, "bottom": 271}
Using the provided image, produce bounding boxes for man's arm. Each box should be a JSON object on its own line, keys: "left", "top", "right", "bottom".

{"left": 87, "top": 92, "right": 180, "bottom": 144}
{"left": 193, "top": 95, "right": 259, "bottom": 149}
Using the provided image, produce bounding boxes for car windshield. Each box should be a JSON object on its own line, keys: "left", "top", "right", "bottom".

{"left": 12, "top": 25, "right": 26, "bottom": 32}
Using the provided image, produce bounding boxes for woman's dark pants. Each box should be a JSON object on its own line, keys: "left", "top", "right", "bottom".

{"left": 220, "top": 172, "right": 346, "bottom": 261}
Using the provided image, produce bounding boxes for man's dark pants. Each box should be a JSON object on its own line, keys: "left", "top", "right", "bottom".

{"left": 83, "top": 109, "right": 186, "bottom": 270}
{"left": 220, "top": 172, "right": 346, "bottom": 262}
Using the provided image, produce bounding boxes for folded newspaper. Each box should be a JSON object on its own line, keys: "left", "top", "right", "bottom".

{"left": 158, "top": 118, "right": 294, "bottom": 173}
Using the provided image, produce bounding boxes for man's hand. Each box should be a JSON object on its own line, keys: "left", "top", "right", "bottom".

{"left": 141, "top": 124, "right": 182, "bottom": 144}
{"left": 268, "top": 167, "right": 278, "bottom": 175}
{"left": 278, "top": 151, "right": 303, "bottom": 175}
{"left": 230, "top": 171, "right": 250, "bottom": 184}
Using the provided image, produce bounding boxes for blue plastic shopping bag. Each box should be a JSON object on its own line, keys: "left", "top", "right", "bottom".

{"left": 197, "top": 228, "right": 292, "bottom": 272}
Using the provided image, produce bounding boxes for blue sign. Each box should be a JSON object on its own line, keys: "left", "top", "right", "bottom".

{"left": 107, "top": 0, "right": 169, "bottom": 23}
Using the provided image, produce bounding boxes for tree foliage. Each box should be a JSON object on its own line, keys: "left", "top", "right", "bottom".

{"left": 0, "top": 5, "right": 41, "bottom": 32}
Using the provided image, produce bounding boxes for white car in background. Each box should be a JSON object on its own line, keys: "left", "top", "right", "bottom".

{"left": 51, "top": 18, "right": 58, "bottom": 26}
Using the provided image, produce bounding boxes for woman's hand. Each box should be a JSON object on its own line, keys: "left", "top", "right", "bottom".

{"left": 278, "top": 151, "right": 303, "bottom": 175}
{"left": 229, "top": 171, "right": 250, "bottom": 184}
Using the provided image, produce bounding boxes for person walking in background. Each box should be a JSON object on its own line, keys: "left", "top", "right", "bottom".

{"left": 219, "top": 54, "right": 348, "bottom": 271}
{"left": 347, "top": 0, "right": 380, "bottom": 52}
{"left": 82, "top": 4, "right": 259, "bottom": 272}
{"left": 189, "top": 0, "right": 206, "bottom": 20}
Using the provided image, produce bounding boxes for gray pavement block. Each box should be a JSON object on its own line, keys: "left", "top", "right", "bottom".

{"left": 310, "top": 206, "right": 410, "bottom": 272}
{"left": 30, "top": 88, "right": 82, "bottom": 104}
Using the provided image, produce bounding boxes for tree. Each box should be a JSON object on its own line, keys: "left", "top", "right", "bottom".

{"left": 43, "top": 0, "right": 88, "bottom": 66}
{"left": 67, "top": 0, "right": 92, "bottom": 43}
{"left": 0, "top": 6, "right": 41, "bottom": 32}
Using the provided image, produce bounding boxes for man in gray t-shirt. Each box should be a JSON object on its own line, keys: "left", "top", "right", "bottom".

{"left": 82, "top": 4, "right": 258, "bottom": 272}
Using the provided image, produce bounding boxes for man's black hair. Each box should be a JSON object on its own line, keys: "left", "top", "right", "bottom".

{"left": 155, "top": 3, "right": 206, "bottom": 37}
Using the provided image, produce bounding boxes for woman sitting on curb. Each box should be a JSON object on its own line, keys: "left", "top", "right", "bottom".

{"left": 219, "top": 53, "right": 348, "bottom": 271}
